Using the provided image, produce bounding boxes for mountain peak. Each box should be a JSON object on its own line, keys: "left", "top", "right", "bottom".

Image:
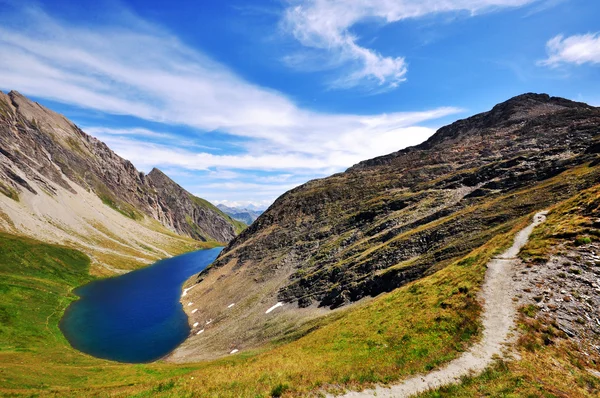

{"left": 349, "top": 93, "right": 596, "bottom": 171}
{"left": 501, "top": 92, "right": 551, "bottom": 103}
{"left": 8, "top": 90, "right": 25, "bottom": 98}
{"left": 487, "top": 92, "right": 592, "bottom": 118}
{"left": 418, "top": 92, "right": 594, "bottom": 151}
{"left": 148, "top": 167, "right": 166, "bottom": 177}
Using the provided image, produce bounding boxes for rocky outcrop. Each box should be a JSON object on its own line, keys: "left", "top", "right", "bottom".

{"left": 0, "top": 90, "right": 239, "bottom": 243}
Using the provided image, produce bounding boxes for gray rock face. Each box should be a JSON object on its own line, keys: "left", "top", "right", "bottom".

{"left": 147, "top": 168, "right": 239, "bottom": 242}
{"left": 0, "top": 90, "right": 237, "bottom": 243}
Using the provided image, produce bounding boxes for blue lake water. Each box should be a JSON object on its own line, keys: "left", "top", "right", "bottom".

{"left": 59, "top": 248, "right": 222, "bottom": 363}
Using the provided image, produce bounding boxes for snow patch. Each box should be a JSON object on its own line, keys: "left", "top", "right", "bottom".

{"left": 191, "top": 309, "right": 198, "bottom": 314}
{"left": 196, "top": 329, "right": 204, "bottom": 335}
{"left": 265, "top": 302, "right": 284, "bottom": 314}
{"left": 227, "top": 303, "right": 235, "bottom": 308}
{"left": 230, "top": 349, "right": 239, "bottom": 354}
{"left": 182, "top": 285, "right": 196, "bottom": 297}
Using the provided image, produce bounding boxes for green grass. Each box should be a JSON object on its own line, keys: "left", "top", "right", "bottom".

{"left": 0, "top": 213, "right": 523, "bottom": 396}
{"left": 0, "top": 233, "right": 92, "bottom": 353}
{"left": 417, "top": 324, "right": 599, "bottom": 398}
{"left": 419, "top": 183, "right": 600, "bottom": 398}
{"left": 3, "top": 167, "right": 600, "bottom": 396}
{"left": 0, "top": 233, "right": 200, "bottom": 395}
{"left": 0, "top": 184, "right": 591, "bottom": 397}
{"left": 98, "top": 193, "right": 142, "bottom": 220}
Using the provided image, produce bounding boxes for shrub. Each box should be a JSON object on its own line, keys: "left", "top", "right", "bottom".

{"left": 574, "top": 236, "right": 592, "bottom": 246}
{"left": 270, "top": 383, "right": 289, "bottom": 397}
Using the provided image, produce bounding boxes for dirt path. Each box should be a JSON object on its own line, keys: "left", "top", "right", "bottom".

{"left": 336, "top": 211, "right": 548, "bottom": 398}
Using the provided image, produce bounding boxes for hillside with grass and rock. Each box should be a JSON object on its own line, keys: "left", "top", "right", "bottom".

{"left": 0, "top": 90, "right": 243, "bottom": 274}
{"left": 173, "top": 93, "right": 600, "bottom": 362}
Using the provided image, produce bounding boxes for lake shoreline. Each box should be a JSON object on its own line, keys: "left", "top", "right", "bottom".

{"left": 59, "top": 248, "right": 223, "bottom": 364}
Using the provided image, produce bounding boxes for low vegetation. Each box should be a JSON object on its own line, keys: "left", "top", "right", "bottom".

{"left": 0, "top": 181, "right": 19, "bottom": 201}
{"left": 417, "top": 308, "right": 599, "bottom": 398}
{"left": 3, "top": 171, "right": 600, "bottom": 397}
{"left": 99, "top": 192, "right": 142, "bottom": 221}
{"left": 0, "top": 213, "right": 522, "bottom": 397}
{"left": 421, "top": 184, "right": 600, "bottom": 397}
{"left": 0, "top": 233, "right": 196, "bottom": 394}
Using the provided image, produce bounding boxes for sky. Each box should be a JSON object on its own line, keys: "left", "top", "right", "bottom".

{"left": 0, "top": 0, "right": 599, "bottom": 209}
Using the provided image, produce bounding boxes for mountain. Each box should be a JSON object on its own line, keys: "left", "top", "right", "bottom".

{"left": 171, "top": 93, "right": 600, "bottom": 361}
{"left": 2, "top": 93, "right": 600, "bottom": 396}
{"left": 0, "top": 90, "right": 242, "bottom": 274}
{"left": 216, "top": 203, "right": 264, "bottom": 225}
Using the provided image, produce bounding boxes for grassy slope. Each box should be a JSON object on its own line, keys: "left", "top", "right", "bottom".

{"left": 2, "top": 165, "right": 600, "bottom": 396}
{"left": 0, "top": 233, "right": 198, "bottom": 395}
{"left": 419, "top": 184, "right": 600, "bottom": 398}
{"left": 0, "top": 215, "right": 519, "bottom": 397}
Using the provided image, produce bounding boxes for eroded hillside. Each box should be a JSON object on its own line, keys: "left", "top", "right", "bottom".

{"left": 0, "top": 91, "right": 242, "bottom": 274}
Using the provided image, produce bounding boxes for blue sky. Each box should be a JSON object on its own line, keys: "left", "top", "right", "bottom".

{"left": 0, "top": 0, "right": 598, "bottom": 208}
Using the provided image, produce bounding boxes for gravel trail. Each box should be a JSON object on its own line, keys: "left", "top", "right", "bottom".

{"left": 335, "top": 211, "right": 548, "bottom": 398}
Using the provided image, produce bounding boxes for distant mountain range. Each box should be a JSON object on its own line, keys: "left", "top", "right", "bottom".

{"left": 216, "top": 204, "right": 264, "bottom": 225}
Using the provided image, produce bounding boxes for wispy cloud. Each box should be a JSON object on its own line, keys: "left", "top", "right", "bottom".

{"left": 85, "top": 126, "right": 220, "bottom": 150}
{"left": 282, "top": 0, "right": 539, "bottom": 90}
{"left": 90, "top": 125, "right": 443, "bottom": 173}
{"left": 539, "top": 33, "right": 600, "bottom": 67}
{"left": 84, "top": 127, "right": 175, "bottom": 139}
{"left": 0, "top": 4, "right": 461, "bottom": 205}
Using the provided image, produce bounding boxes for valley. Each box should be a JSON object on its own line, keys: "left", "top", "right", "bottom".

{"left": 0, "top": 92, "right": 599, "bottom": 397}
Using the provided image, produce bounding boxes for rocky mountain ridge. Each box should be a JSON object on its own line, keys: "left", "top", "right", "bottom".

{"left": 0, "top": 90, "right": 241, "bottom": 273}
{"left": 172, "top": 93, "right": 600, "bottom": 361}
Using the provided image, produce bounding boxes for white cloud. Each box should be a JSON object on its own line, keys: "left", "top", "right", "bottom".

{"left": 85, "top": 126, "right": 220, "bottom": 150}
{"left": 0, "top": 6, "right": 458, "bottom": 160}
{"left": 540, "top": 33, "right": 600, "bottom": 67}
{"left": 90, "top": 124, "right": 440, "bottom": 173}
{"left": 282, "top": 0, "right": 538, "bottom": 89}
{"left": 84, "top": 127, "right": 175, "bottom": 139}
{"left": 0, "top": 5, "right": 462, "bottom": 205}
{"left": 194, "top": 180, "right": 303, "bottom": 208}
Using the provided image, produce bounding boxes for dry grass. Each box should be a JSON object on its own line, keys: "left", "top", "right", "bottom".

{"left": 420, "top": 183, "right": 600, "bottom": 398}
{"left": 0, "top": 216, "right": 525, "bottom": 397}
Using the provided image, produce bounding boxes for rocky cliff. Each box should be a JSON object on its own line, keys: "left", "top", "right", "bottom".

{"left": 0, "top": 90, "right": 241, "bottom": 273}
{"left": 147, "top": 168, "right": 245, "bottom": 241}
{"left": 172, "top": 93, "right": 600, "bottom": 361}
